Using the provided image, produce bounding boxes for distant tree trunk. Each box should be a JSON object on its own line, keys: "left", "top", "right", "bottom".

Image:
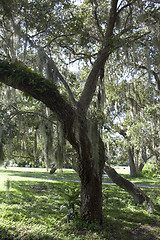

{"left": 128, "top": 147, "right": 137, "bottom": 177}
{"left": 154, "top": 151, "right": 160, "bottom": 175}
{"left": 50, "top": 163, "right": 57, "bottom": 174}
{"left": 138, "top": 147, "right": 148, "bottom": 172}
{"left": 0, "top": 142, "right": 4, "bottom": 163}
{"left": 138, "top": 162, "right": 145, "bottom": 172}
{"left": 118, "top": 128, "right": 137, "bottom": 177}
{"left": 135, "top": 149, "right": 140, "bottom": 170}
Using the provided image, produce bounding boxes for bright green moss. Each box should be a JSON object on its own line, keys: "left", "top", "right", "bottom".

{"left": 0, "top": 60, "right": 58, "bottom": 93}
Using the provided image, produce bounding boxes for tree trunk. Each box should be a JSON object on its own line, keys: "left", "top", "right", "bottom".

{"left": 138, "top": 162, "right": 145, "bottom": 172}
{"left": 128, "top": 147, "right": 137, "bottom": 177}
{"left": 76, "top": 117, "right": 105, "bottom": 224}
{"left": 138, "top": 147, "right": 153, "bottom": 172}
{"left": 138, "top": 147, "right": 147, "bottom": 172}
{"left": 117, "top": 128, "right": 137, "bottom": 177}
{"left": 80, "top": 174, "right": 103, "bottom": 224}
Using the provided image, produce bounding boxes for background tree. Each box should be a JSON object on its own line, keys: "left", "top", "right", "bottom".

{"left": 0, "top": 84, "right": 59, "bottom": 168}
{"left": 103, "top": 69, "right": 160, "bottom": 176}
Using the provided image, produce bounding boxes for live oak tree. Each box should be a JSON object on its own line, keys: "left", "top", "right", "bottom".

{"left": 0, "top": 0, "right": 159, "bottom": 223}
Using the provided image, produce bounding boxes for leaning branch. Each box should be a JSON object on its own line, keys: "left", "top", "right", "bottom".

{"left": 0, "top": 61, "right": 76, "bottom": 128}
{"left": 104, "top": 164, "right": 154, "bottom": 208}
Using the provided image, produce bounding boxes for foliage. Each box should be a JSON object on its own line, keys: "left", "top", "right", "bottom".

{"left": 0, "top": 82, "right": 57, "bottom": 168}
{"left": 103, "top": 64, "right": 160, "bottom": 172}
{"left": 0, "top": 0, "right": 159, "bottom": 171}
{"left": 142, "top": 161, "right": 159, "bottom": 177}
{"left": 60, "top": 186, "right": 80, "bottom": 221}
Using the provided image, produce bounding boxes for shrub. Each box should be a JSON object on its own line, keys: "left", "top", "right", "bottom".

{"left": 142, "top": 161, "right": 158, "bottom": 177}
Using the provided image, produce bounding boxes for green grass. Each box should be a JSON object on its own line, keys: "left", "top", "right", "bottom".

{"left": 0, "top": 167, "right": 160, "bottom": 240}
{"left": 121, "top": 174, "right": 160, "bottom": 187}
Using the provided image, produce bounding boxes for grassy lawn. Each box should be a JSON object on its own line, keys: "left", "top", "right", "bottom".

{"left": 0, "top": 167, "right": 160, "bottom": 240}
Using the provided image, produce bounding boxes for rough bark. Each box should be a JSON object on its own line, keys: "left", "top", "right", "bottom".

{"left": 80, "top": 174, "right": 103, "bottom": 224}
{"left": 76, "top": 114, "right": 105, "bottom": 223}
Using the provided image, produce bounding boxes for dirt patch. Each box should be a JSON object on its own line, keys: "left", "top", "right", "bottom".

{"left": 29, "top": 184, "right": 48, "bottom": 193}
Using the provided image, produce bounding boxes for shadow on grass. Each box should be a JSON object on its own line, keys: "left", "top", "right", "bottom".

{"left": 0, "top": 226, "right": 14, "bottom": 240}
{"left": 101, "top": 186, "right": 160, "bottom": 239}
{"left": 0, "top": 179, "right": 80, "bottom": 219}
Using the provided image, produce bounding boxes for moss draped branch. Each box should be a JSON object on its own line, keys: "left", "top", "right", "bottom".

{"left": 0, "top": 60, "right": 76, "bottom": 141}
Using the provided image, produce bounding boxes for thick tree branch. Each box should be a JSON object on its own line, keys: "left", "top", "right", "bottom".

{"left": 117, "top": 0, "right": 137, "bottom": 15}
{"left": 78, "top": 0, "right": 118, "bottom": 114}
{"left": 0, "top": 61, "right": 76, "bottom": 143}
{"left": 3, "top": 18, "right": 77, "bottom": 106}
{"left": 104, "top": 164, "right": 154, "bottom": 207}
{"left": 104, "top": 0, "right": 118, "bottom": 39}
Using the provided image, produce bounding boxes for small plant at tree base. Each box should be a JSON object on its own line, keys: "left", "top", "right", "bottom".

{"left": 60, "top": 186, "right": 80, "bottom": 222}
